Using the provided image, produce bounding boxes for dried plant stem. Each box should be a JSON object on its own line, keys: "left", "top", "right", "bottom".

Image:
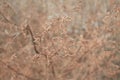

{"left": 45, "top": 55, "right": 49, "bottom": 80}
{"left": 26, "top": 25, "right": 39, "bottom": 54}
{"left": 0, "top": 11, "right": 12, "bottom": 24}
{"left": 50, "top": 60, "right": 56, "bottom": 79}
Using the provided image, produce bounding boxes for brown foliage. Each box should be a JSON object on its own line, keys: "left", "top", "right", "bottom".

{"left": 0, "top": 0, "right": 120, "bottom": 80}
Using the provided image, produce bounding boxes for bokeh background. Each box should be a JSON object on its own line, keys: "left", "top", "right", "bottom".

{"left": 0, "top": 0, "right": 120, "bottom": 80}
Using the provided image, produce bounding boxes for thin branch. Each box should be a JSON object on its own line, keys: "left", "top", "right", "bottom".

{"left": 0, "top": 11, "right": 12, "bottom": 23}
{"left": 50, "top": 61, "right": 56, "bottom": 79}
{"left": 26, "top": 25, "right": 39, "bottom": 54}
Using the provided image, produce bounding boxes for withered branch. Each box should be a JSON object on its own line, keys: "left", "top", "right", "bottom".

{"left": 26, "top": 25, "right": 39, "bottom": 54}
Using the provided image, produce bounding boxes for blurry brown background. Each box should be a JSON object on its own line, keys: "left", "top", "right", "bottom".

{"left": 0, "top": 0, "right": 120, "bottom": 80}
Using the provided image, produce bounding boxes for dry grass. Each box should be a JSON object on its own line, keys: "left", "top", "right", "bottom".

{"left": 0, "top": 0, "right": 120, "bottom": 80}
